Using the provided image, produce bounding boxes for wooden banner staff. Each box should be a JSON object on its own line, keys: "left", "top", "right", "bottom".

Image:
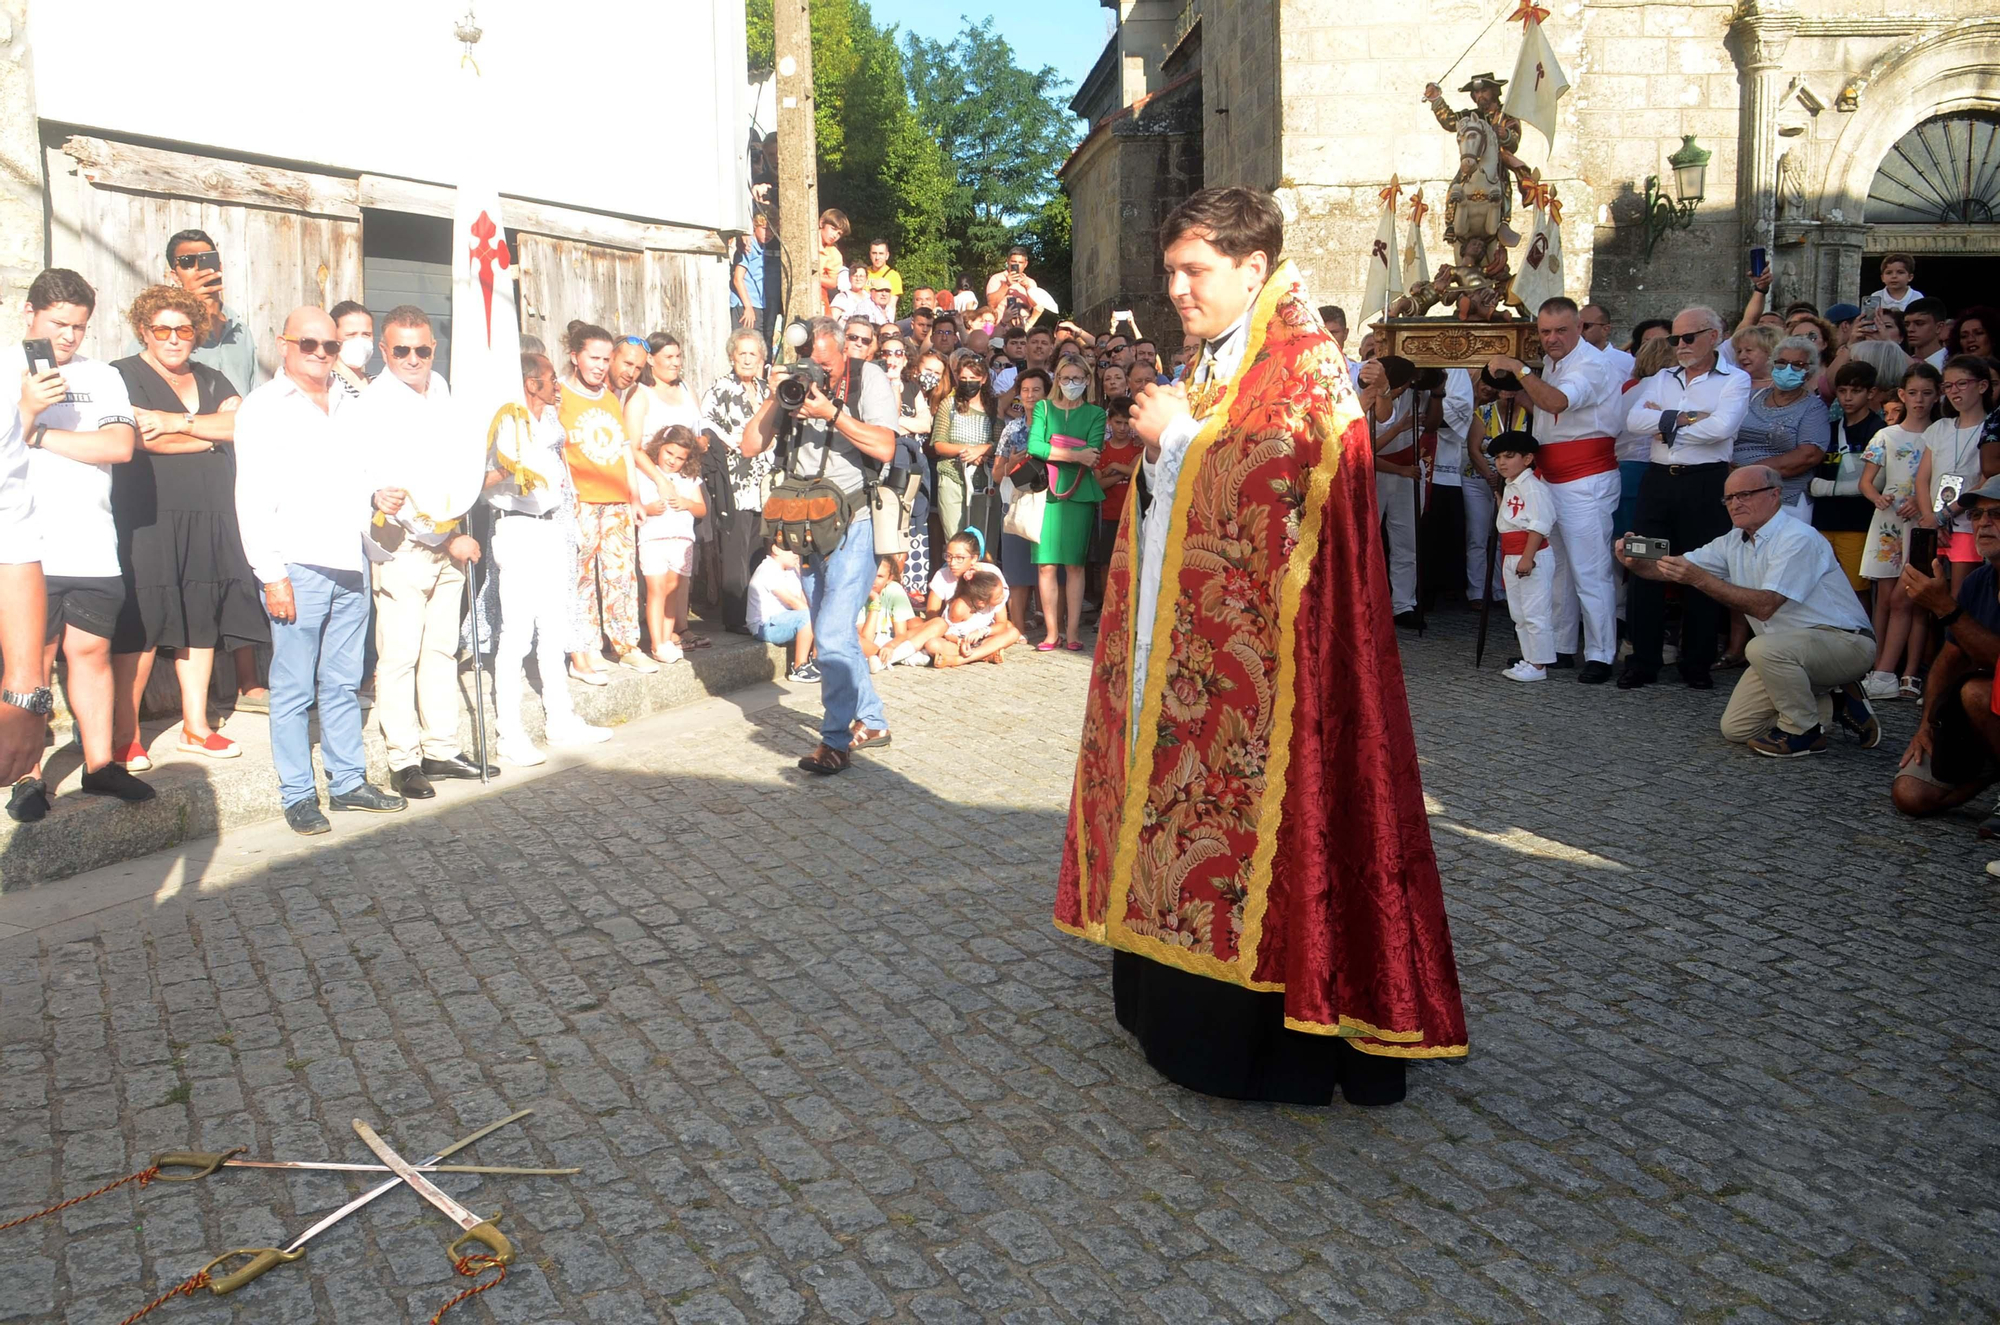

{"left": 1432, "top": 6, "right": 1507, "bottom": 90}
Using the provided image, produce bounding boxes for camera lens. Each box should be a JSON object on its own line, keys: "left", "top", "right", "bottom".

{"left": 776, "top": 375, "right": 808, "bottom": 411}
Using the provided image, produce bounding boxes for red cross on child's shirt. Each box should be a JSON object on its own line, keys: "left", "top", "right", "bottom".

{"left": 1506, "top": 494, "right": 1524, "bottom": 518}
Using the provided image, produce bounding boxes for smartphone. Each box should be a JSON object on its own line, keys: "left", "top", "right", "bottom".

{"left": 22, "top": 338, "right": 55, "bottom": 375}
{"left": 194, "top": 250, "right": 221, "bottom": 273}
{"left": 1908, "top": 527, "right": 1937, "bottom": 571}
{"left": 1749, "top": 246, "right": 1767, "bottom": 277}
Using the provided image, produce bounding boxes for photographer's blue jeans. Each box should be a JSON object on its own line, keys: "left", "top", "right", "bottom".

{"left": 805, "top": 514, "right": 885, "bottom": 748}
{"left": 268, "top": 563, "right": 368, "bottom": 807}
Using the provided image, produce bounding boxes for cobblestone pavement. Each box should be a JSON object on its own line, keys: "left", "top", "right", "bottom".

{"left": 2, "top": 611, "right": 1996, "bottom": 1324}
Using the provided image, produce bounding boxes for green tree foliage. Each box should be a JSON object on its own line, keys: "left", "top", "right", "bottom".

{"left": 903, "top": 19, "right": 1080, "bottom": 287}
{"left": 745, "top": 3, "right": 1077, "bottom": 301}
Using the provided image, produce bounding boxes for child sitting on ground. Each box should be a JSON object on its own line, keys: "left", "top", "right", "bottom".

{"left": 634, "top": 425, "right": 707, "bottom": 664}
{"left": 860, "top": 556, "right": 925, "bottom": 671}
{"left": 926, "top": 529, "right": 1006, "bottom": 615}
{"left": 747, "top": 542, "right": 818, "bottom": 682}
{"left": 891, "top": 568, "right": 1021, "bottom": 667}
{"left": 1490, "top": 431, "right": 1556, "bottom": 683}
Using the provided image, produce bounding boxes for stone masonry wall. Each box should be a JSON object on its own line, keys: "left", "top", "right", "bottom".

{"left": 0, "top": 0, "right": 42, "bottom": 309}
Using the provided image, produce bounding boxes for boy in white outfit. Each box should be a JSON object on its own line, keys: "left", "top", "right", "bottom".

{"left": 1492, "top": 431, "right": 1557, "bottom": 682}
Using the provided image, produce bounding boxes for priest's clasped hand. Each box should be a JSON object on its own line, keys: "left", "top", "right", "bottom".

{"left": 1130, "top": 379, "right": 1191, "bottom": 459}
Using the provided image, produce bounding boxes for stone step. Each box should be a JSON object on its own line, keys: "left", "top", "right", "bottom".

{"left": 0, "top": 628, "right": 786, "bottom": 890}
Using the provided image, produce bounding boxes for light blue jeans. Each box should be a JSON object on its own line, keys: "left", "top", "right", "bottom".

{"left": 804, "top": 514, "right": 885, "bottom": 748}
{"left": 269, "top": 563, "right": 369, "bottom": 806}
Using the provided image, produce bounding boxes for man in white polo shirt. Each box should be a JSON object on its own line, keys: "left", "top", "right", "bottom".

{"left": 1618, "top": 465, "right": 1877, "bottom": 758}
{"left": 1485, "top": 297, "right": 1624, "bottom": 683}
{"left": 10, "top": 269, "right": 148, "bottom": 819}
{"left": 235, "top": 307, "right": 406, "bottom": 835}
{"left": 1619, "top": 304, "right": 1754, "bottom": 690}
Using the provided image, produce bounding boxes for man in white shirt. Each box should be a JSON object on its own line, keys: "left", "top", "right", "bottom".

{"left": 351, "top": 306, "right": 495, "bottom": 801}
{"left": 1360, "top": 356, "right": 1421, "bottom": 622}
{"left": 1580, "top": 303, "right": 1635, "bottom": 381}
{"left": 1618, "top": 305, "right": 1754, "bottom": 690}
{"left": 8, "top": 269, "right": 148, "bottom": 818}
{"left": 235, "top": 307, "right": 407, "bottom": 834}
{"left": 486, "top": 353, "right": 610, "bottom": 765}
{"left": 1618, "top": 465, "right": 1877, "bottom": 758}
{"left": 1424, "top": 367, "right": 1477, "bottom": 611}
{"left": 1485, "top": 298, "right": 1625, "bottom": 682}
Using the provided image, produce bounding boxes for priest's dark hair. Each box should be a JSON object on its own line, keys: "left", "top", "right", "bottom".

{"left": 1159, "top": 188, "right": 1284, "bottom": 268}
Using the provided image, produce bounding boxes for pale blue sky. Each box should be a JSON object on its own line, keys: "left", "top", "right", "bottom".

{"left": 866, "top": 0, "right": 1114, "bottom": 106}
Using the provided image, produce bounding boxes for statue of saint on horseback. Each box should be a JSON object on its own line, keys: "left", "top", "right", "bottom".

{"left": 1420, "top": 73, "right": 1530, "bottom": 313}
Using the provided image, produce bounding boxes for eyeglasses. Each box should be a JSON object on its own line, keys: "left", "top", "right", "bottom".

{"left": 280, "top": 335, "right": 339, "bottom": 357}
{"left": 846, "top": 334, "right": 875, "bottom": 345}
{"left": 147, "top": 324, "right": 197, "bottom": 343}
{"left": 170, "top": 253, "right": 215, "bottom": 270}
{"left": 1669, "top": 330, "right": 1713, "bottom": 346}
{"left": 390, "top": 344, "right": 435, "bottom": 360}
{"left": 881, "top": 349, "right": 906, "bottom": 359}
{"left": 1774, "top": 359, "right": 1813, "bottom": 371}
{"left": 1943, "top": 378, "right": 1983, "bottom": 391}
{"left": 1721, "top": 486, "right": 1778, "bottom": 506}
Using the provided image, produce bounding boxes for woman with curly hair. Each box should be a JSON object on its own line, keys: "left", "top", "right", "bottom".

{"left": 107, "top": 283, "right": 264, "bottom": 766}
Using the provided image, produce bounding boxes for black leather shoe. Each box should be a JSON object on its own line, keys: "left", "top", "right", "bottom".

{"left": 1683, "top": 672, "right": 1715, "bottom": 691}
{"left": 1550, "top": 652, "right": 1577, "bottom": 669}
{"left": 1577, "top": 661, "right": 1613, "bottom": 685}
{"left": 284, "top": 799, "right": 331, "bottom": 835}
{"left": 391, "top": 766, "right": 435, "bottom": 799}
{"left": 1616, "top": 667, "right": 1653, "bottom": 690}
{"left": 422, "top": 754, "right": 498, "bottom": 780}
{"left": 331, "top": 783, "right": 408, "bottom": 813}
{"left": 7, "top": 777, "right": 49, "bottom": 824}
{"left": 1393, "top": 611, "right": 1422, "bottom": 629}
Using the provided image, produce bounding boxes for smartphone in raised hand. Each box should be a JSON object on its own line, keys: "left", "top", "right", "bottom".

{"left": 22, "top": 338, "right": 56, "bottom": 375}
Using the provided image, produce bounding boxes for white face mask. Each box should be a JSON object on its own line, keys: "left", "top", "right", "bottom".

{"left": 1059, "top": 380, "right": 1086, "bottom": 401}
{"left": 339, "top": 336, "right": 373, "bottom": 368}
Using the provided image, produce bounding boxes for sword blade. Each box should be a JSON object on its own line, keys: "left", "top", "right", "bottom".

{"left": 281, "top": 1108, "right": 533, "bottom": 1253}
{"left": 351, "top": 1120, "right": 486, "bottom": 1233}
{"left": 220, "top": 1158, "right": 576, "bottom": 1177}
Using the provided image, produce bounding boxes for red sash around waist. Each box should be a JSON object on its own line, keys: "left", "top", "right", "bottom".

{"left": 1500, "top": 530, "right": 1534, "bottom": 555}
{"left": 1537, "top": 435, "right": 1617, "bottom": 484}
{"left": 1381, "top": 446, "right": 1416, "bottom": 466}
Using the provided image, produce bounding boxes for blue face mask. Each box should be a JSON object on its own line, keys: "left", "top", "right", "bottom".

{"left": 1771, "top": 364, "right": 1809, "bottom": 391}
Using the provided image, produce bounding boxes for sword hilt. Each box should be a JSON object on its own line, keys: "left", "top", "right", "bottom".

{"left": 153, "top": 1147, "right": 247, "bottom": 1182}
{"left": 204, "top": 1245, "right": 306, "bottom": 1294}
{"left": 447, "top": 1215, "right": 513, "bottom": 1266}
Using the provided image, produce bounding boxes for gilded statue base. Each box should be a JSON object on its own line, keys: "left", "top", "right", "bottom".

{"left": 1370, "top": 317, "right": 1544, "bottom": 370}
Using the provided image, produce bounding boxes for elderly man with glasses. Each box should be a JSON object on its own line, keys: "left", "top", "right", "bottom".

{"left": 1618, "top": 305, "right": 1755, "bottom": 690}
{"left": 1618, "top": 464, "right": 1877, "bottom": 757}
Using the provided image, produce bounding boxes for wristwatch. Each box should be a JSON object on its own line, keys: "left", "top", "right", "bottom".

{"left": 27, "top": 424, "right": 47, "bottom": 449}
{"left": 1938, "top": 606, "right": 1964, "bottom": 628}
{"left": 183, "top": 410, "right": 196, "bottom": 432}
{"left": 2, "top": 686, "right": 55, "bottom": 716}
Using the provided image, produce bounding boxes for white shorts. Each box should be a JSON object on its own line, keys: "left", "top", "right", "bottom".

{"left": 639, "top": 536, "right": 695, "bottom": 577}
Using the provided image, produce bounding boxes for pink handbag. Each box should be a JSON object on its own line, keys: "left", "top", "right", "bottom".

{"left": 1047, "top": 431, "right": 1092, "bottom": 499}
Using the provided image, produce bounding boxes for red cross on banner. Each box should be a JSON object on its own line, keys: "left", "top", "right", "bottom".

{"left": 468, "top": 210, "right": 511, "bottom": 344}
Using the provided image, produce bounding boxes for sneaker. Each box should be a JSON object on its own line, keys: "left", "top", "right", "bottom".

{"left": 112, "top": 741, "right": 154, "bottom": 772}
{"left": 1831, "top": 688, "right": 1880, "bottom": 749}
{"left": 567, "top": 662, "right": 609, "bottom": 687}
{"left": 546, "top": 718, "right": 613, "bottom": 746}
{"left": 233, "top": 689, "right": 271, "bottom": 715}
{"left": 1899, "top": 675, "right": 1923, "bottom": 701}
{"left": 7, "top": 777, "right": 49, "bottom": 824}
{"left": 1747, "top": 724, "right": 1828, "bottom": 758}
{"left": 1501, "top": 660, "right": 1548, "bottom": 683}
{"left": 868, "top": 655, "right": 885, "bottom": 674}
{"left": 1986, "top": 860, "right": 2000, "bottom": 880}
{"left": 328, "top": 783, "right": 407, "bottom": 813}
{"left": 284, "top": 799, "right": 330, "bottom": 835}
{"left": 908, "top": 651, "right": 933, "bottom": 667}
{"left": 1861, "top": 670, "right": 1900, "bottom": 701}
{"left": 79, "top": 764, "right": 156, "bottom": 802}
{"left": 884, "top": 639, "right": 921, "bottom": 668}
{"left": 648, "top": 644, "right": 685, "bottom": 666}
{"left": 789, "top": 662, "right": 823, "bottom": 683}
{"left": 616, "top": 651, "right": 660, "bottom": 674}
{"left": 498, "top": 736, "right": 546, "bottom": 767}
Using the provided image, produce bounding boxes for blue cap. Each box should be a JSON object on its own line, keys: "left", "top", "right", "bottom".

{"left": 1825, "top": 303, "right": 1862, "bottom": 324}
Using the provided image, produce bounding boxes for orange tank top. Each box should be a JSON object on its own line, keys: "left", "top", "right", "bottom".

{"left": 560, "top": 382, "right": 634, "bottom": 504}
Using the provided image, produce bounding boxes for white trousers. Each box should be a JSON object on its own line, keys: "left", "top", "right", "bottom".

{"left": 1546, "top": 468, "right": 1621, "bottom": 663}
{"left": 1376, "top": 470, "right": 1420, "bottom": 614}
{"left": 1462, "top": 476, "right": 1504, "bottom": 602}
{"left": 491, "top": 513, "right": 579, "bottom": 738}
{"left": 1502, "top": 552, "right": 1555, "bottom": 665}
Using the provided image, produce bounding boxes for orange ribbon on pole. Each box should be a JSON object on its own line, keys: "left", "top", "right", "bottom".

{"left": 1379, "top": 176, "right": 1403, "bottom": 208}
{"left": 1408, "top": 188, "right": 1429, "bottom": 227}
{"left": 1509, "top": 1, "right": 1550, "bottom": 26}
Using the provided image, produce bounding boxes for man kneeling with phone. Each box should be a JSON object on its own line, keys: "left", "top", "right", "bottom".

{"left": 1616, "top": 464, "right": 1879, "bottom": 758}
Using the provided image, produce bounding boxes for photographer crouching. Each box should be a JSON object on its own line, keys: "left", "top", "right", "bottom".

{"left": 741, "top": 317, "right": 900, "bottom": 774}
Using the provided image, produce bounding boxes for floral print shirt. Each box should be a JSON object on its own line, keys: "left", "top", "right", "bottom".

{"left": 701, "top": 374, "right": 774, "bottom": 507}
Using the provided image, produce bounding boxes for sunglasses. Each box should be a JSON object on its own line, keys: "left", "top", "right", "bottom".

{"left": 147, "top": 324, "right": 197, "bottom": 343}
{"left": 618, "top": 335, "right": 647, "bottom": 347}
{"left": 1668, "top": 330, "right": 1713, "bottom": 346}
{"left": 390, "top": 344, "right": 435, "bottom": 360}
{"left": 881, "top": 349, "right": 907, "bottom": 358}
{"left": 846, "top": 334, "right": 875, "bottom": 345}
{"left": 281, "top": 334, "right": 340, "bottom": 357}
{"left": 170, "top": 253, "right": 216, "bottom": 270}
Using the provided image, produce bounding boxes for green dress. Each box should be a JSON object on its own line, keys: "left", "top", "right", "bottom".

{"left": 1026, "top": 397, "right": 1106, "bottom": 565}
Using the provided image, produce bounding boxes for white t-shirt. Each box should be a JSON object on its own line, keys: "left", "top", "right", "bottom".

{"left": 1922, "top": 418, "right": 1984, "bottom": 510}
{"left": 1872, "top": 286, "right": 1923, "bottom": 313}
{"left": 13, "top": 350, "right": 134, "bottom": 577}
{"left": 636, "top": 470, "right": 701, "bottom": 542}
{"left": 929, "top": 561, "right": 1007, "bottom": 607}
{"left": 747, "top": 556, "right": 803, "bottom": 632}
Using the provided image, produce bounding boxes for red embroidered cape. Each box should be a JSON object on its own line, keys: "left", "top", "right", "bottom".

{"left": 1054, "top": 262, "right": 1469, "bottom": 1060}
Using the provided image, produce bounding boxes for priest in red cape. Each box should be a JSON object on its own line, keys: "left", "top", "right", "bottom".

{"left": 1054, "top": 188, "right": 1468, "bottom": 1106}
